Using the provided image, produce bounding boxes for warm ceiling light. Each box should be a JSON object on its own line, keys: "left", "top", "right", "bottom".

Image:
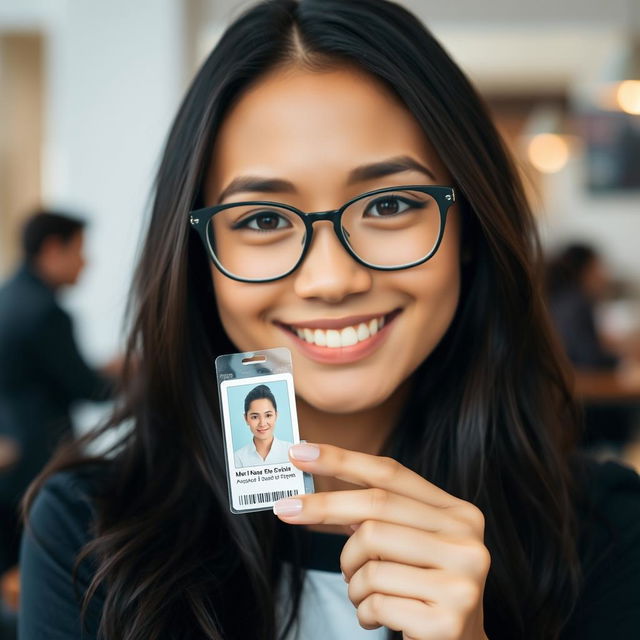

{"left": 616, "top": 79, "right": 640, "bottom": 114}
{"left": 527, "top": 133, "right": 570, "bottom": 173}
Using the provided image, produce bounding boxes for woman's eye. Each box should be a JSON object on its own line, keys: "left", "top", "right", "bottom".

{"left": 364, "top": 197, "right": 413, "bottom": 217}
{"left": 235, "top": 211, "right": 292, "bottom": 231}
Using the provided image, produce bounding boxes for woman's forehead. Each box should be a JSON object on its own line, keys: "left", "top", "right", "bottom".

{"left": 205, "top": 67, "right": 447, "bottom": 204}
{"left": 247, "top": 398, "right": 275, "bottom": 412}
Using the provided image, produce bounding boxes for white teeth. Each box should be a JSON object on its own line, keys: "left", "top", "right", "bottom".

{"left": 326, "top": 329, "right": 341, "bottom": 348}
{"left": 292, "top": 314, "right": 389, "bottom": 348}
{"left": 340, "top": 326, "right": 358, "bottom": 347}
{"left": 356, "top": 323, "right": 370, "bottom": 341}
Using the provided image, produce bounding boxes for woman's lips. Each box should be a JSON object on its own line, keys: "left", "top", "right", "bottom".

{"left": 275, "top": 309, "right": 401, "bottom": 364}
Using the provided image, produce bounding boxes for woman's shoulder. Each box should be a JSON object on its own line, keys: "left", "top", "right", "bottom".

{"left": 570, "top": 452, "right": 640, "bottom": 548}
{"left": 564, "top": 453, "right": 640, "bottom": 636}
{"left": 235, "top": 441, "right": 254, "bottom": 457}
{"left": 570, "top": 452, "right": 640, "bottom": 519}
{"left": 25, "top": 462, "right": 113, "bottom": 547}
{"left": 33, "top": 461, "right": 112, "bottom": 503}
{"left": 20, "top": 463, "right": 112, "bottom": 638}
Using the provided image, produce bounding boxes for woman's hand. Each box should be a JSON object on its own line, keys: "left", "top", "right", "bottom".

{"left": 273, "top": 443, "right": 490, "bottom": 640}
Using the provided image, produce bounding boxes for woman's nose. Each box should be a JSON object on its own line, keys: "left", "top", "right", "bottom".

{"left": 293, "top": 222, "right": 372, "bottom": 302}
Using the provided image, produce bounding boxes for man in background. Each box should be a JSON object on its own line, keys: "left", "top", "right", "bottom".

{"left": 0, "top": 210, "right": 121, "bottom": 579}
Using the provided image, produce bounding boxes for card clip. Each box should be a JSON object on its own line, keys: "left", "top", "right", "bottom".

{"left": 241, "top": 354, "right": 267, "bottom": 365}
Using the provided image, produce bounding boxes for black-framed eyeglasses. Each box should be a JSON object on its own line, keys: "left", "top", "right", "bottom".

{"left": 188, "top": 184, "right": 456, "bottom": 283}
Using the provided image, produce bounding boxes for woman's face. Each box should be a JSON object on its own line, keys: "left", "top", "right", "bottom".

{"left": 244, "top": 398, "right": 277, "bottom": 441}
{"left": 205, "top": 65, "right": 461, "bottom": 414}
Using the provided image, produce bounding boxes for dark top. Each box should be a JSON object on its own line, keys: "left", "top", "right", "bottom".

{"left": 0, "top": 262, "right": 113, "bottom": 507}
{"left": 18, "top": 454, "right": 640, "bottom": 639}
{"left": 547, "top": 286, "right": 619, "bottom": 370}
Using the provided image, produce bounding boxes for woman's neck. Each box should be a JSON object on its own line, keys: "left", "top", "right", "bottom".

{"left": 254, "top": 435, "right": 274, "bottom": 460}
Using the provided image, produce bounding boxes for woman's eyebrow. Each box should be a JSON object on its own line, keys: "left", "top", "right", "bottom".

{"left": 349, "top": 155, "right": 437, "bottom": 183}
{"left": 217, "top": 155, "right": 436, "bottom": 201}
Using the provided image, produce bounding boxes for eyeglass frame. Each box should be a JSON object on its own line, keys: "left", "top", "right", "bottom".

{"left": 188, "top": 184, "right": 456, "bottom": 283}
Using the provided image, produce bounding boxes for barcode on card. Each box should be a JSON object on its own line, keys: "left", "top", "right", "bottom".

{"left": 239, "top": 489, "right": 299, "bottom": 506}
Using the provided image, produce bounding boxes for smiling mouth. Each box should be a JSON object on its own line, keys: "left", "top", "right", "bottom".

{"left": 277, "top": 309, "right": 402, "bottom": 349}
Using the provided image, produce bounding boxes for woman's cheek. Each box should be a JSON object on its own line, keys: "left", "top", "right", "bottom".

{"left": 211, "top": 269, "right": 282, "bottom": 350}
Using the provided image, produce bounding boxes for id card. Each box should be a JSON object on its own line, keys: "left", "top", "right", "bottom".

{"left": 215, "top": 348, "right": 312, "bottom": 514}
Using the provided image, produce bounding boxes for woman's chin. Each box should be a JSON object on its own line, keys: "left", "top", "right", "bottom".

{"left": 297, "top": 382, "right": 399, "bottom": 415}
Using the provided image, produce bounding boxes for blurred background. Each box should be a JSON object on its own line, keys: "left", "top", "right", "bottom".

{"left": 1, "top": 0, "right": 640, "bottom": 630}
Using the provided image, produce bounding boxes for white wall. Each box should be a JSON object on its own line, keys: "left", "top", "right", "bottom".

{"left": 45, "top": 0, "right": 187, "bottom": 362}
{"left": 200, "top": 0, "right": 634, "bottom": 25}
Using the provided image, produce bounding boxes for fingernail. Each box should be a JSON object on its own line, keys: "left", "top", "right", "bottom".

{"left": 273, "top": 498, "right": 303, "bottom": 516}
{"left": 289, "top": 443, "right": 320, "bottom": 461}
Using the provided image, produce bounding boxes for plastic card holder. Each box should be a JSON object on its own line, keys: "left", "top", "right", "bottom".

{"left": 215, "top": 347, "right": 314, "bottom": 514}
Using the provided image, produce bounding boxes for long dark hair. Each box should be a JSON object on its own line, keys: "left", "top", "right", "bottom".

{"left": 23, "top": 1, "right": 584, "bottom": 638}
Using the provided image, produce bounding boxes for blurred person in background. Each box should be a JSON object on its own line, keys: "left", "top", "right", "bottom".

{"left": 0, "top": 211, "right": 122, "bottom": 627}
{"left": 546, "top": 243, "right": 619, "bottom": 370}
{"left": 546, "top": 242, "right": 640, "bottom": 453}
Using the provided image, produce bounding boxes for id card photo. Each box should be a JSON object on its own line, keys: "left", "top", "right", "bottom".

{"left": 219, "top": 373, "right": 308, "bottom": 513}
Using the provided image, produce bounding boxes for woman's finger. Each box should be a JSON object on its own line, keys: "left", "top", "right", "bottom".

{"left": 287, "top": 442, "right": 464, "bottom": 508}
{"left": 356, "top": 593, "right": 464, "bottom": 640}
{"left": 340, "top": 520, "right": 491, "bottom": 582}
{"left": 273, "top": 487, "right": 474, "bottom": 537}
{"left": 348, "top": 560, "right": 482, "bottom": 612}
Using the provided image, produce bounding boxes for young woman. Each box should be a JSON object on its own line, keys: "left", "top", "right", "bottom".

{"left": 19, "top": 1, "right": 640, "bottom": 639}
{"left": 234, "top": 384, "right": 292, "bottom": 467}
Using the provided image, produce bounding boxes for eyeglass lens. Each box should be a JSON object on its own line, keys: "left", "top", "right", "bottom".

{"left": 208, "top": 189, "right": 441, "bottom": 280}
